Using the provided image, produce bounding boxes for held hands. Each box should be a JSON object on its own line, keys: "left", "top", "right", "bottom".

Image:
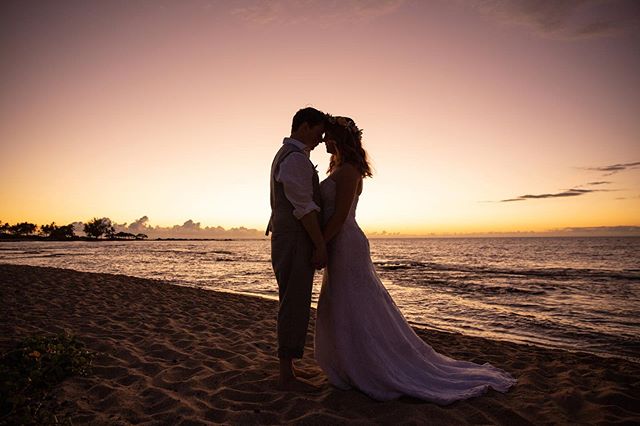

{"left": 312, "top": 245, "right": 328, "bottom": 270}
{"left": 297, "top": 210, "right": 327, "bottom": 269}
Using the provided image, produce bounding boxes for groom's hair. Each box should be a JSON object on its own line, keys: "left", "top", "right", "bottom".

{"left": 291, "top": 107, "right": 326, "bottom": 132}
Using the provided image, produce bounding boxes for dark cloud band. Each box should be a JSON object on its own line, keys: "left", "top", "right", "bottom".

{"left": 500, "top": 188, "right": 605, "bottom": 202}
{"left": 586, "top": 161, "right": 640, "bottom": 175}
{"left": 469, "top": 0, "right": 640, "bottom": 40}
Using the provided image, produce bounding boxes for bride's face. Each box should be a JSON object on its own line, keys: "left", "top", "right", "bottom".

{"left": 324, "top": 134, "right": 338, "bottom": 155}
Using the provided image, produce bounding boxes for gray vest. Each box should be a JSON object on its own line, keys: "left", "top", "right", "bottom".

{"left": 266, "top": 143, "right": 321, "bottom": 235}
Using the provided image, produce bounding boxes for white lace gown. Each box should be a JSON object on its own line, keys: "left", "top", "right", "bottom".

{"left": 314, "top": 178, "right": 517, "bottom": 404}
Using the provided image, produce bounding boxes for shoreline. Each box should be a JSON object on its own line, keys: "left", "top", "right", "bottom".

{"left": 2, "top": 235, "right": 640, "bottom": 243}
{"left": 2, "top": 264, "right": 639, "bottom": 424}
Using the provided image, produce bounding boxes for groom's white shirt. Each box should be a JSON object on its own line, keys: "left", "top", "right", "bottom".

{"left": 276, "top": 137, "right": 320, "bottom": 220}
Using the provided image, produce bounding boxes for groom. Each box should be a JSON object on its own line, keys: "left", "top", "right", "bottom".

{"left": 266, "top": 107, "right": 327, "bottom": 391}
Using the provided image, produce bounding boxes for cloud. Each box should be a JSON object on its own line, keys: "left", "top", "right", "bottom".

{"left": 232, "top": 0, "right": 406, "bottom": 25}
{"left": 381, "top": 226, "right": 640, "bottom": 237}
{"left": 495, "top": 162, "right": 639, "bottom": 203}
{"left": 352, "top": 0, "right": 407, "bottom": 18}
{"left": 616, "top": 194, "right": 640, "bottom": 200}
{"left": 125, "top": 215, "right": 150, "bottom": 234}
{"left": 551, "top": 226, "right": 640, "bottom": 236}
{"left": 585, "top": 161, "right": 640, "bottom": 176}
{"left": 497, "top": 179, "right": 616, "bottom": 202}
{"left": 173, "top": 219, "right": 201, "bottom": 231}
{"left": 572, "top": 180, "right": 613, "bottom": 189}
{"left": 414, "top": 226, "right": 640, "bottom": 238}
{"left": 468, "top": 0, "right": 640, "bottom": 40}
{"left": 80, "top": 216, "right": 264, "bottom": 239}
{"left": 500, "top": 187, "right": 607, "bottom": 202}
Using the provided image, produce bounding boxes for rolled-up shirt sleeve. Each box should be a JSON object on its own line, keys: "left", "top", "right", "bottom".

{"left": 276, "top": 152, "right": 320, "bottom": 220}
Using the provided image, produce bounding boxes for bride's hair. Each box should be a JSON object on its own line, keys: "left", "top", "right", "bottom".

{"left": 326, "top": 116, "right": 373, "bottom": 178}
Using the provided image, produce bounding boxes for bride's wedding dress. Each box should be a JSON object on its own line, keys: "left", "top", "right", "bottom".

{"left": 314, "top": 177, "right": 516, "bottom": 404}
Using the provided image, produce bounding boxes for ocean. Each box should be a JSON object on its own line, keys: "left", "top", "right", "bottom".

{"left": 1, "top": 237, "right": 639, "bottom": 363}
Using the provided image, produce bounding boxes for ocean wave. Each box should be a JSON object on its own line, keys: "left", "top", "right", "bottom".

{"left": 148, "top": 249, "right": 234, "bottom": 256}
{"left": 374, "top": 261, "right": 640, "bottom": 281}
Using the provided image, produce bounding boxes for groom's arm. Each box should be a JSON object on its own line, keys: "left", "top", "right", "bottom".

{"left": 277, "top": 153, "right": 320, "bottom": 220}
{"left": 277, "top": 153, "right": 327, "bottom": 268}
{"left": 299, "top": 211, "right": 327, "bottom": 269}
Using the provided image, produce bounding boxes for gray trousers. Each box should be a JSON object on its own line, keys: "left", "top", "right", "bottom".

{"left": 271, "top": 231, "right": 314, "bottom": 359}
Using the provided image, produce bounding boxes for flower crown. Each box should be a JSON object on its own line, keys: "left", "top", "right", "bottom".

{"left": 326, "top": 115, "right": 361, "bottom": 139}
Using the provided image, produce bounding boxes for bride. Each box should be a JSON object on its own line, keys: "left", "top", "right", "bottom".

{"left": 314, "top": 116, "right": 516, "bottom": 404}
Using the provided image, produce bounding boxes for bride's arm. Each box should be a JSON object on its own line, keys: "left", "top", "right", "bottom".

{"left": 323, "top": 164, "right": 361, "bottom": 243}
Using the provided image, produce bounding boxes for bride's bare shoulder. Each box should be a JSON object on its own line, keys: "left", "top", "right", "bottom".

{"left": 334, "top": 163, "right": 361, "bottom": 179}
{"left": 334, "top": 163, "right": 363, "bottom": 193}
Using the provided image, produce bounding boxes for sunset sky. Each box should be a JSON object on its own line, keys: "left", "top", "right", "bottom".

{"left": 1, "top": 0, "right": 639, "bottom": 237}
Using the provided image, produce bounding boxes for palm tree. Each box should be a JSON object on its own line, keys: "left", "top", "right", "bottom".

{"left": 40, "top": 222, "right": 57, "bottom": 237}
{"left": 83, "top": 218, "right": 115, "bottom": 239}
{"left": 41, "top": 222, "right": 76, "bottom": 240}
{"left": 9, "top": 222, "right": 37, "bottom": 236}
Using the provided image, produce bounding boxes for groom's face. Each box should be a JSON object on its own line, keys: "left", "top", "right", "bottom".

{"left": 305, "top": 123, "right": 325, "bottom": 150}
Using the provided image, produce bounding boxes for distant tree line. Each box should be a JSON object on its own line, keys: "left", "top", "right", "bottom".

{"left": 0, "top": 218, "right": 147, "bottom": 241}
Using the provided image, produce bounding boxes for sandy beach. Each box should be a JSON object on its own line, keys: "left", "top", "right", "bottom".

{"left": 1, "top": 263, "right": 638, "bottom": 425}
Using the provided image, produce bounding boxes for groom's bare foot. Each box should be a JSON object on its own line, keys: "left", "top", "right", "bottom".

{"left": 276, "top": 376, "right": 319, "bottom": 393}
